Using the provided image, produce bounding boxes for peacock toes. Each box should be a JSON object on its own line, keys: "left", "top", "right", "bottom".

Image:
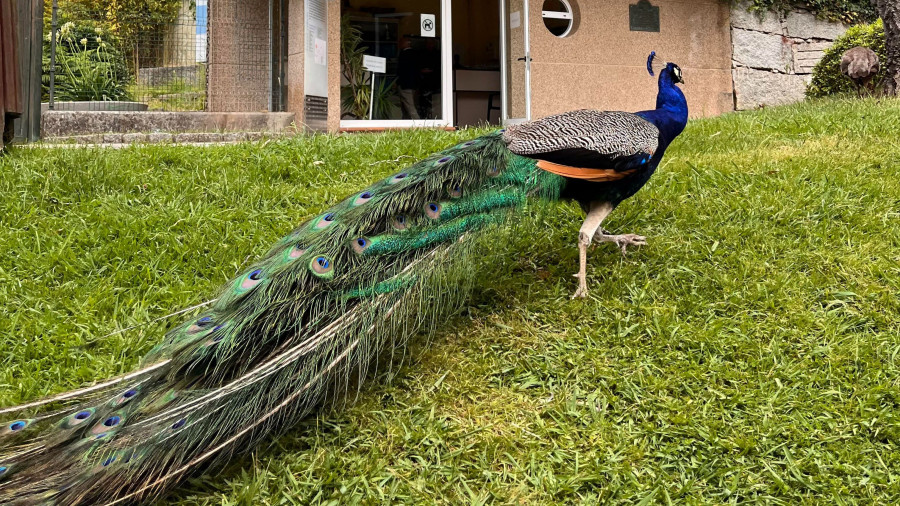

{"left": 593, "top": 229, "right": 647, "bottom": 256}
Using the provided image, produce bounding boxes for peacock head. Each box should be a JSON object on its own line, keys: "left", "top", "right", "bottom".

{"left": 646, "top": 52, "right": 684, "bottom": 85}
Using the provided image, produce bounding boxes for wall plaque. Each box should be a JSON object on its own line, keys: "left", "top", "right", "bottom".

{"left": 629, "top": 0, "right": 660, "bottom": 33}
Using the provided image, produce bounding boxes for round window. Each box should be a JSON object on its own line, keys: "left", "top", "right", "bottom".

{"left": 542, "top": 0, "right": 574, "bottom": 38}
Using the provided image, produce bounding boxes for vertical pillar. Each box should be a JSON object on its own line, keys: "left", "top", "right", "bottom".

{"left": 207, "top": 0, "right": 272, "bottom": 111}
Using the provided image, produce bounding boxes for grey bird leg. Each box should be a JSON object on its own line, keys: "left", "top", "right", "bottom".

{"left": 572, "top": 201, "right": 614, "bottom": 299}
{"left": 593, "top": 228, "right": 647, "bottom": 256}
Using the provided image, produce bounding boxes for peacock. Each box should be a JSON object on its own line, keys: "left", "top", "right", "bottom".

{"left": 0, "top": 53, "right": 687, "bottom": 505}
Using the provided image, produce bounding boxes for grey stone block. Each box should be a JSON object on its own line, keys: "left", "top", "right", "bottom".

{"left": 784, "top": 12, "right": 848, "bottom": 40}
{"left": 731, "top": 2, "right": 783, "bottom": 33}
{"left": 147, "top": 133, "right": 174, "bottom": 143}
{"left": 122, "top": 133, "right": 148, "bottom": 144}
{"left": 732, "top": 29, "right": 791, "bottom": 71}
{"left": 733, "top": 67, "right": 810, "bottom": 109}
{"left": 174, "top": 132, "right": 226, "bottom": 143}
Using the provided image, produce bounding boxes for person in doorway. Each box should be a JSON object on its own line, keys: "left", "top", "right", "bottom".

{"left": 397, "top": 37, "right": 420, "bottom": 120}
{"left": 420, "top": 39, "right": 441, "bottom": 119}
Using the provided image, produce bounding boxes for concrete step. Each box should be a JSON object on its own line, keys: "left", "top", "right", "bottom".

{"left": 42, "top": 130, "right": 298, "bottom": 146}
{"left": 41, "top": 111, "right": 297, "bottom": 139}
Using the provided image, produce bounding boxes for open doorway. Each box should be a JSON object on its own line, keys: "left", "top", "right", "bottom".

{"left": 452, "top": 0, "right": 501, "bottom": 128}
{"left": 338, "top": 0, "right": 501, "bottom": 129}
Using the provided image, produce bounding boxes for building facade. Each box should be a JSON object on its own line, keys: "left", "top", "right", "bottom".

{"left": 206, "top": 0, "right": 847, "bottom": 133}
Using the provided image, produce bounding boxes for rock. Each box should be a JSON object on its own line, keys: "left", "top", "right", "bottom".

{"left": 147, "top": 133, "right": 174, "bottom": 143}
{"left": 733, "top": 68, "right": 809, "bottom": 109}
{"left": 730, "top": 2, "right": 783, "bottom": 33}
{"left": 121, "top": 133, "right": 148, "bottom": 144}
{"left": 783, "top": 11, "right": 848, "bottom": 40}
{"left": 732, "top": 29, "right": 791, "bottom": 71}
{"left": 174, "top": 132, "right": 225, "bottom": 143}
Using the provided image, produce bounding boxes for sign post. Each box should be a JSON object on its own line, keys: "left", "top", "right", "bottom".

{"left": 363, "top": 55, "right": 387, "bottom": 120}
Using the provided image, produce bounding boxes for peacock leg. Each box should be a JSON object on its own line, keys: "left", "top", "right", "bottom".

{"left": 593, "top": 230, "right": 647, "bottom": 256}
{"left": 572, "top": 201, "right": 614, "bottom": 299}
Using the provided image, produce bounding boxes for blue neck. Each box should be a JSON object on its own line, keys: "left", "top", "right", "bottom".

{"left": 635, "top": 71, "right": 688, "bottom": 150}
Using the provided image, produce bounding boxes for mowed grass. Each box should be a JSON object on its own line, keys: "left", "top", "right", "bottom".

{"left": 2, "top": 97, "right": 900, "bottom": 504}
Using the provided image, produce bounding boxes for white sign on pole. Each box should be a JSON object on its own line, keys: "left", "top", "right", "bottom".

{"left": 510, "top": 11, "right": 521, "bottom": 29}
{"left": 363, "top": 55, "right": 386, "bottom": 74}
{"left": 421, "top": 13, "right": 436, "bottom": 37}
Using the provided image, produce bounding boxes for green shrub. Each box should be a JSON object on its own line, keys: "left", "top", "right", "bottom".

{"left": 807, "top": 19, "right": 886, "bottom": 98}
{"left": 42, "top": 21, "right": 133, "bottom": 102}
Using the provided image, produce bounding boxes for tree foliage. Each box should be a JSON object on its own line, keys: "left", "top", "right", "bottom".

{"left": 740, "top": 0, "right": 877, "bottom": 24}
{"left": 47, "top": 0, "right": 184, "bottom": 70}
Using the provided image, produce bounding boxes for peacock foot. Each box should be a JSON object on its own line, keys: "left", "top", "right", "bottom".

{"left": 594, "top": 230, "right": 647, "bottom": 256}
{"left": 571, "top": 273, "right": 589, "bottom": 299}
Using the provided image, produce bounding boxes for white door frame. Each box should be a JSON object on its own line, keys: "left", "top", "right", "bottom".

{"left": 340, "top": 0, "right": 453, "bottom": 129}
{"left": 500, "top": 0, "right": 531, "bottom": 125}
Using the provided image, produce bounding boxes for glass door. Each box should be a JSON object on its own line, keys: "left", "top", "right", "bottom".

{"left": 501, "top": 0, "right": 531, "bottom": 124}
{"left": 340, "top": 0, "right": 452, "bottom": 129}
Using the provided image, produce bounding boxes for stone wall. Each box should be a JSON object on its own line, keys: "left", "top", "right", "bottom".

{"left": 731, "top": 2, "right": 848, "bottom": 109}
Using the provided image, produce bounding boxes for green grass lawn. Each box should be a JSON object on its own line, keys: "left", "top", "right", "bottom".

{"left": 2, "top": 97, "right": 900, "bottom": 504}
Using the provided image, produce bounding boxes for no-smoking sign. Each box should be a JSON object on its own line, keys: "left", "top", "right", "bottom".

{"left": 421, "top": 14, "right": 436, "bottom": 37}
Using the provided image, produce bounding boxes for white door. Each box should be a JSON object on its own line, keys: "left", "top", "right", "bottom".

{"left": 500, "top": 0, "right": 531, "bottom": 124}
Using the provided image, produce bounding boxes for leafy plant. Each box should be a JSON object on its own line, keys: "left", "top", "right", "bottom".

{"left": 43, "top": 21, "right": 133, "bottom": 102}
{"left": 340, "top": 16, "right": 401, "bottom": 120}
{"left": 340, "top": 16, "right": 370, "bottom": 120}
{"left": 807, "top": 19, "right": 886, "bottom": 97}
{"left": 740, "top": 0, "right": 877, "bottom": 24}
{"left": 46, "top": 0, "right": 184, "bottom": 70}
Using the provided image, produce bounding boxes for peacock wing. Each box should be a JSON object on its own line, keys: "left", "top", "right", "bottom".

{"left": 502, "top": 109, "right": 659, "bottom": 176}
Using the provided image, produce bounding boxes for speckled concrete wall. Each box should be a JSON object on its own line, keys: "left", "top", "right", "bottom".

{"left": 527, "top": 0, "right": 734, "bottom": 119}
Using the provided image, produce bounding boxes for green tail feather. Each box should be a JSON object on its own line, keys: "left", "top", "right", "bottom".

{"left": 0, "top": 131, "right": 565, "bottom": 505}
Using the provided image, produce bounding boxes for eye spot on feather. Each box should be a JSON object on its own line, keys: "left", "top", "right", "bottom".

{"left": 172, "top": 419, "right": 186, "bottom": 430}
{"left": 312, "top": 213, "right": 337, "bottom": 230}
{"left": 102, "top": 456, "right": 116, "bottom": 467}
{"left": 392, "top": 215, "right": 409, "bottom": 231}
{"left": 8, "top": 421, "right": 26, "bottom": 432}
{"left": 436, "top": 156, "right": 453, "bottom": 165}
{"left": 352, "top": 191, "right": 374, "bottom": 206}
{"left": 288, "top": 243, "right": 307, "bottom": 259}
{"left": 310, "top": 256, "right": 334, "bottom": 278}
{"left": 487, "top": 165, "right": 501, "bottom": 177}
{"left": 449, "top": 185, "right": 463, "bottom": 198}
{"left": 352, "top": 237, "right": 371, "bottom": 254}
{"left": 114, "top": 389, "right": 138, "bottom": 406}
{"left": 0, "top": 466, "right": 7, "bottom": 476}
{"left": 239, "top": 269, "right": 265, "bottom": 290}
{"left": 103, "top": 416, "right": 121, "bottom": 427}
{"left": 188, "top": 316, "right": 214, "bottom": 334}
{"left": 62, "top": 408, "right": 95, "bottom": 428}
{"left": 388, "top": 173, "right": 408, "bottom": 184}
{"left": 425, "top": 203, "right": 442, "bottom": 220}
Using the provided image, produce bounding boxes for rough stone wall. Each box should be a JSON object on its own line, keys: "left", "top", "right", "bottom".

{"left": 731, "top": 2, "right": 849, "bottom": 109}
